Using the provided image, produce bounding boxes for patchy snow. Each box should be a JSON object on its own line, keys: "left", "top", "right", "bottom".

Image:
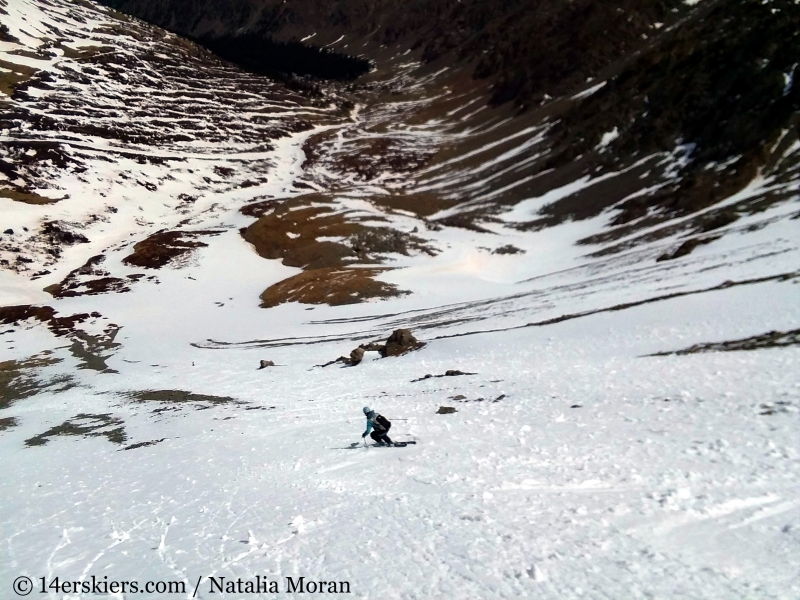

{"left": 0, "top": 1, "right": 799, "bottom": 599}
{"left": 2, "top": 279, "right": 798, "bottom": 599}
{"left": 784, "top": 67, "right": 796, "bottom": 97}
{"left": 572, "top": 81, "right": 607, "bottom": 100}
{"left": 596, "top": 127, "right": 620, "bottom": 150}
{"left": 325, "top": 35, "right": 346, "bottom": 48}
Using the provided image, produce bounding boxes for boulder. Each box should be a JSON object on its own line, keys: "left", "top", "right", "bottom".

{"left": 258, "top": 360, "right": 275, "bottom": 369}
{"left": 437, "top": 406, "right": 457, "bottom": 414}
{"left": 381, "top": 328, "right": 422, "bottom": 357}
{"left": 349, "top": 347, "right": 365, "bottom": 366}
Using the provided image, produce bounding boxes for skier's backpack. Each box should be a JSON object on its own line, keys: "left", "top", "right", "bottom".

{"left": 375, "top": 414, "right": 391, "bottom": 430}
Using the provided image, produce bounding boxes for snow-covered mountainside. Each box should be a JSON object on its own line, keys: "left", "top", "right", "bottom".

{"left": 1, "top": 0, "right": 799, "bottom": 598}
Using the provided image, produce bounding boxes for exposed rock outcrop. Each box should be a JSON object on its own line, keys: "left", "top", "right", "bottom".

{"left": 656, "top": 237, "right": 718, "bottom": 262}
{"left": 319, "top": 329, "right": 425, "bottom": 368}
{"left": 380, "top": 329, "right": 424, "bottom": 358}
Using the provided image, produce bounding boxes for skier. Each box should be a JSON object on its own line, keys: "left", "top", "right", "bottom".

{"left": 361, "top": 406, "right": 393, "bottom": 446}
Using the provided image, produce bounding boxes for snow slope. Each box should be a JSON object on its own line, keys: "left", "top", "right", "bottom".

{"left": 1, "top": 1, "right": 799, "bottom": 599}
{"left": 2, "top": 290, "right": 798, "bottom": 599}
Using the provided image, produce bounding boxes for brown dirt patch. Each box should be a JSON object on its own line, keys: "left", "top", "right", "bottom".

{"left": 260, "top": 267, "right": 404, "bottom": 308}
{"left": 127, "top": 389, "right": 237, "bottom": 404}
{"left": 0, "top": 58, "right": 36, "bottom": 98}
{"left": 48, "top": 313, "right": 97, "bottom": 337}
{"left": 0, "top": 416, "right": 18, "bottom": 433}
{"left": 57, "top": 276, "right": 129, "bottom": 296}
{"left": 0, "top": 304, "right": 56, "bottom": 328}
{"left": 240, "top": 198, "right": 282, "bottom": 218}
{"left": 25, "top": 413, "right": 126, "bottom": 447}
{"left": 241, "top": 197, "right": 363, "bottom": 269}
{"left": 492, "top": 245, "right": 525, "bottom": 255}
{"left": 241, "top": 195, "right": 429, "bottom": 268}
{"left": 125, "top": 390, "right": 240, "bottom": 414}
{"left": 123, "top": 229, "right": 223, "bottom": 268}
{"left": 121, "top": 438, "right": 166, "bottom": 450}
{"left": 0, "top": 23, "right": 19, "bottom": 44}
{"left": 241, "top": 195, "right": 427, "bottom": 307}
{"left": 44, "top": 254, "right": 130, "bottom": 298}
{"left": 0, "top": 304, "right": 96, "bottom": 337}
{"left": 0, "top": 187, "right": 63, "bottom": 205}
{"left": 370, "top": 191, "right": 458, "bottom": 218}
{"left": 67, "top": 325, "right": 122, "bottom": 373}
{"left": 0, "top": 305, "right": 120, "bottom": 373}
{"left": 0, "top": 353, "right": 73, "bottom": 410}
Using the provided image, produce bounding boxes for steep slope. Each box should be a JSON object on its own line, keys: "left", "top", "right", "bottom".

{"left": 0, "top": 1, "right": 799, "bottom": 599}
{"left": 0, "top": 0, "right": 347, "bottom": 288}
{"left": 4, "top": 0, "right": 800, "bottom": 311}
{"left": 101, "top": 0, "right": 800, "bottom": 264}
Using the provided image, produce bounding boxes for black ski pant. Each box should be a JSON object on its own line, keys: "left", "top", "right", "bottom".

{"left": 370, "top": 424, "right": 392, "bottom": 445}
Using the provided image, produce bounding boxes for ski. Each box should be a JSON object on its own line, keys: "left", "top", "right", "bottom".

{"left": 374, "top": 441, "right": 416, "bottom": 447}
{"left": 339, "top": 441, "right": 417, "bottom": 450}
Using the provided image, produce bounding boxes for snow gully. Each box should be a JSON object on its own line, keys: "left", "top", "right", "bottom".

{"left": 207, "top": 576, "right": 351, "bottom": 594}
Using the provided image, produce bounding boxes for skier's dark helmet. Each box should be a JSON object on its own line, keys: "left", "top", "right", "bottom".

{"left": 363, "top": 406, "right": 371, "bottom": 415}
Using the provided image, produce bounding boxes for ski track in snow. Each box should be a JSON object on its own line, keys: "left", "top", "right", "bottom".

{"left": 0, "top": 1, "right": 799, "bottom": 599}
